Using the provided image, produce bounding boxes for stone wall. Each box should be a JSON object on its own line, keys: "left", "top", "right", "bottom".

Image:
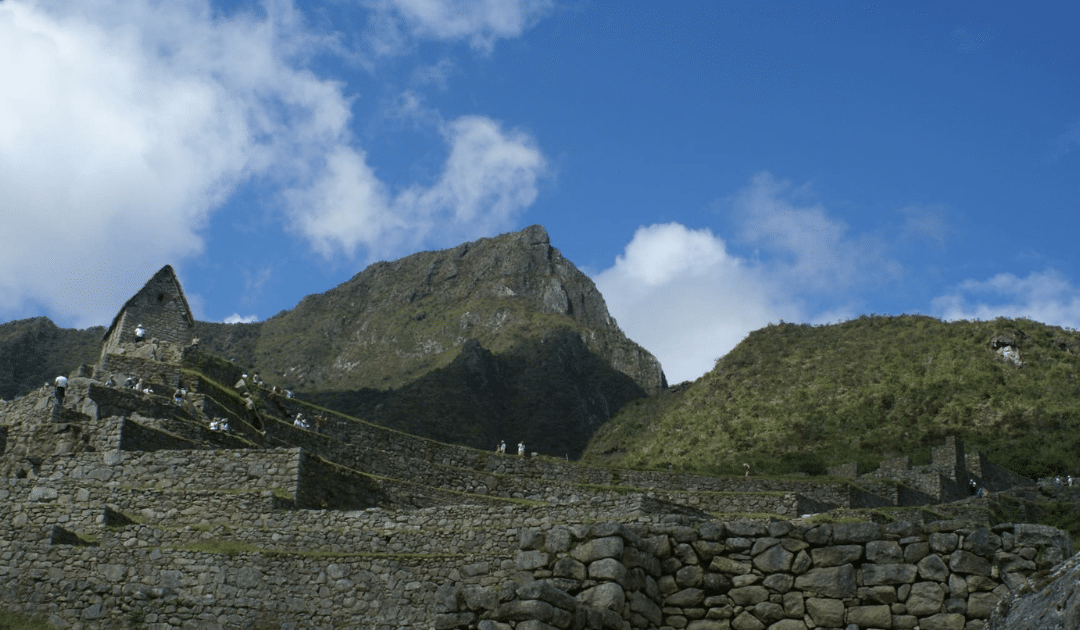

{"left": 100, "top": 266, "right": 194, "bottom": 360}
{"left": 439, "top": 518, "right": 1072, "bottom": 630}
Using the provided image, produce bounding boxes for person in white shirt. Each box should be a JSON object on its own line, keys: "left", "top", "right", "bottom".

{"left": 134, "top": 324, "right": 146, "bottom": 343}
{"left": 517, "top": 441, "right": 525, "bottom": 456}
{"left": 53, "top": 375, "right": 68, "bottom": 407}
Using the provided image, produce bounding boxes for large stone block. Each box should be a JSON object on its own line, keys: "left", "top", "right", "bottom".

{"left": 629, "top": 591, "right": 662, "bottom": 626}
{"left": 949, "top": 550, "right": 991, "bottom": 576}
{"left": 810, "top": 545, "right": 862, "bottom": 567}
{"left": 752, "top": 601, "right": 785, "bottom": 624}
{"left": 495, "top": 599, "right": 555, "bottom": 622}
{"left": 463, "top": 585, "right": 500, "bottom": 611}
{"left": 589, "top": 558, "right": 628, "bottom": 585}
{"left": 831, "top": 522, "right": 881, "bottom": 543}
{"left": 917, "top": 554, "right": 949, "bottom": 581}
{"left": 862, "top": 563, "right": 918, "bottom": 585}
{"left": 905, "top": 581, "right": 945, "bottom": 616}
{"left": 517, "top": 581, "right": 578, "bottom": 611}
{"left": 710, "top": 556, "right": 752, "bottom": 575}
{"left": 845, "top": 604, "right": 891, "bottom": 628}
{"left": 753, "top": 545, "right": 794, "bottom": 573}
{"left": 765, "top": 620, "right": 807, "bottom": 630}
{"left": 794, "top": 564, "right": 857, "bottom": 598}
{"left": 805, "top": 598, "right": 845, "bottom": 627}
{"left": 516, "top": 550, "right": 551, "bottom": 571}
{"left": 966, "top": 592, "right": 998, "bottom": 619}
{"left": 572, "top": 536, "right": 624, "bottom": 563}
{"left": 866, "top": 540, "right": 904, "bottom": 564}
{"left": 577, "top": 582, "right": 625, "bottom": 614}
{"left": 731, "top": 610, "right": 765, "bottom": 630}
{"left": 553, "top": 557, "right": 587, "bottom": 581}
{"left": 666, "top": 587, "right": 706, "bottom": 607}
{"left": 728, "top": 585, "right": 769, "bottom": 606}
{"left": 930, "top": 533, "right": 958, "bottom": 554}
{"left": 918, "top": 612, "right": 965, "bottom": 630}
{"left": 677, "top": 564, "right": 705, "bottom": 587}
{"left": 904, "top": 541, "right": 930, "bottom": 564}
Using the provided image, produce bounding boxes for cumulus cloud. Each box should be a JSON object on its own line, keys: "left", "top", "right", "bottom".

{"left": 0, "top": 0, "right": 349, "bottom": 326}
{"left": 594, "top": 224, "right": 796, "bottom": 385}
{"left": 223, "top": 313, "right": 260, "bottom": 324}
{"left": 931, "top": 269, "right": 1080, "bottom": 329}
{"left": 595, "top": 172, "right": 904, "bottom": 384}
{"left": 366, "top": 0, "right": 553, "bottom": 54}
{"left": 0, "top": 0, "right": 549, "bottom": 327}
{"left": 290, "top": 115, "right": 546, "bottom": 259}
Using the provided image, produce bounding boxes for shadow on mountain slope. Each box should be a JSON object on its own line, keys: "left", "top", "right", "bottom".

{"left": 303, "top": 327, "right": 646, "bottom": 459}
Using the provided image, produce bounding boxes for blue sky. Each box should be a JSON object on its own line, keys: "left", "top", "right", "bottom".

{"left": 2, "top": 1, "right": 1078, "bottom": 384}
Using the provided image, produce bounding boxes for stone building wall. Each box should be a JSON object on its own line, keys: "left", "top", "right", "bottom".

{"left": 100, "top": 266, "right": 194, "bottom": 360}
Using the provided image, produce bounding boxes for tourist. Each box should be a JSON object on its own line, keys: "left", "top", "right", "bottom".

{"left": 53, "top": 375, "right": 68, "bottom": 407}
{"left": 968, "top": 479, "right": 978, "bottom": 496}
{"left": 518, "top": 441, "right": 525, "bottom": 456}
{"left": 105, "top": 376, "right": 116, "bottom": 388}
{"left": 235, "top": 375, "right": 249, "bottom": 394}
{"left": 135, "top": 378, "right": 144, "bottom": 392}
{"left": 294, "top": 413, "right": 309, "bottom": 430}
{"left": 134, "top": 324, "right": 146, "bottom": 343}
{"left": 190, "top": 335, "right": 200, "bottom": 349}
{"left": 743, "top": 463, "right": 751, "bottom": 477}
{"left": 124, "top": 376, "right": 136, "bottom": 389}
{"left": 497, "top": 440, "right": 506, "bottom": 455}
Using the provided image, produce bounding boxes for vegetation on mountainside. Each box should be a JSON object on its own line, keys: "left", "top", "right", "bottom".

{"left": 0, "top": 318, "right": 102, "bottom": 399}
{"left": 582, "top": 315, "right": 1080, "bottom": 481}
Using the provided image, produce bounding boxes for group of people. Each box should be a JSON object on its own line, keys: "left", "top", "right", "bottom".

{"left": 1052, "top": 475, "right": 1075, "bottom": 487}
{"left": 495, "top": 440, "right": 526, "bottom": 456}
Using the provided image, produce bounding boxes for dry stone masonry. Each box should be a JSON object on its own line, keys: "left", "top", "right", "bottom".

{"left": 1, "top": 265, "right": 1075, "bottom": 629}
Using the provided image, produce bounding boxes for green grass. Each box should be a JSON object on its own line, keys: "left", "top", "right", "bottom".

{"left": 583, "top": 315, "right": 1080, "bottom": 481}
{"left": 0, "top": 611, "right": 52, "bottom": 630}
{"left": 173, "top": 539, "right": 475, "bottom": 560}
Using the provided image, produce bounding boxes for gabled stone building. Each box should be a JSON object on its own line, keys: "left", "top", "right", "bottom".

{"left": 99, "top": 265, "right": 194, "bottom": 360}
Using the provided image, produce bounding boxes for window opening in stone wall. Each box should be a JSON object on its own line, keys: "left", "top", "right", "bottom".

{"left": 157, "top": 293, "right": 165, "bottom": 302}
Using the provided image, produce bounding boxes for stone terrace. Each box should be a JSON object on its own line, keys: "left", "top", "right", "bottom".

{"left": 0, "top": 344, "right": 1068, "bottom": 630}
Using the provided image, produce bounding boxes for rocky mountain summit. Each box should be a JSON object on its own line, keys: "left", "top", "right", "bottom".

{"left": 1, "top": 226, "right": 664, "bottom": 458}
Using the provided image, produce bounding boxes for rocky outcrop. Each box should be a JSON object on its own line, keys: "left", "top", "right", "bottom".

{"left": 196, "top": 225, "right": 665, "bottom": 456}
{"left": 988, "top": 548, "right": 1080, "bottom": 630}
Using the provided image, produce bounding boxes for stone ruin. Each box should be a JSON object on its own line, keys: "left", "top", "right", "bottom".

{"left": 0, "top": 266, "right": 1075, "bottom": 629}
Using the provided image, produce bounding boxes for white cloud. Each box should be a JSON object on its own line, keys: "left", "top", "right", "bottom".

{"left": 223, "top": 313, "right": 260, "bottom": 324}
{"left": 367, "top": 0, "right": 553, "bottom": 53}
{"left": 732, "top": 172, "right": 895, "bottom": 292}
{"left": 595, "top": 172, "right": 904, "bottom": 384}
{"left": 594, "top": 223, "right": 796, "bottom": 385}
{"left": 0, "top": 0, "right": 550, "bottom": 327}
{"left": 931, "top": 269, "right": 1080, "bottom": 329}
{"left": 290, "top": 115, "right": 546, "bottom": 259}
{"left": 0, "top": 0, "right": 350, "bottom": 327}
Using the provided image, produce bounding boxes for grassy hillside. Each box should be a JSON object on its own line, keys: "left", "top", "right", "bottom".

{"left": 582, "top": 315, "right": 1080, "bottom": 480}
